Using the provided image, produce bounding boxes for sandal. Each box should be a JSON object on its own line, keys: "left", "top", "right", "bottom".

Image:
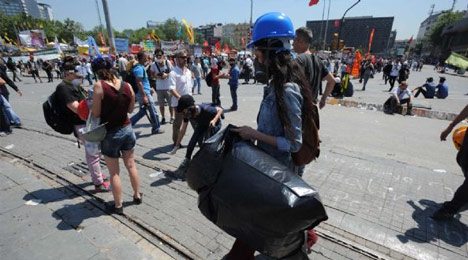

{"left": 133, "top": 193, "right": 143, "bottom": 205}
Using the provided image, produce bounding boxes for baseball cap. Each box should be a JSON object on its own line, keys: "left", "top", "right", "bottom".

{"left": 177, "top": 95, "right": 195, "bottom": 113}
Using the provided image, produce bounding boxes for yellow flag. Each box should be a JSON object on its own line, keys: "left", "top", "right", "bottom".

{"left": 61, "top": 38, "right": 67, "bottom": 44}
{"left": 3, "top": 33, "right": 12, "bottom": 43}
{"left": 151, "top": 29, "right": 159, "bottom": 42}
{"left": 182, "top": 18, "right": 194, "bottom": 44}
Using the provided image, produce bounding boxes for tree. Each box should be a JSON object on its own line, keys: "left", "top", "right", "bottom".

{"left": 427, "top": 11, "right": 463, "bottom": 48}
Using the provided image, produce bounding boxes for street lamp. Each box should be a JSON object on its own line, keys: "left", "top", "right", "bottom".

{"left": 336, "top": 0, "right": 361, "bottom": 51}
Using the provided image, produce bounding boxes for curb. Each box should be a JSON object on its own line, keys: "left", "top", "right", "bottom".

{"left": 327, "top": 98, "right": 458, "bottom": 121}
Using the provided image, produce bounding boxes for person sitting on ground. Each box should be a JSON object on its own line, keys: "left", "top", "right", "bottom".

{"left": 435, "top": 76, "right": 448, "bottom": 99}
{"left": 169, "top": 95, "right": 223, "bottom": 179}
{"left": 384, "top": 81, "right": 413, "bottom": 116}
{"left": 412, "top": 77, "right": 436, "bottom": 99}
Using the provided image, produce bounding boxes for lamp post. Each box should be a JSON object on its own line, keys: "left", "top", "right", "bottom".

{"left": 336, "top": 0, "right": 361, "bottom": 51}
{"left": 101, "top": 0, "right": 116, "bottom": 54}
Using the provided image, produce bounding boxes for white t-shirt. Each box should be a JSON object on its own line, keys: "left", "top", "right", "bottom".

{"left": 211, "top": 57, "right": 218, "bottom": 68}
{"left": 393, "top": 87, "right": 411, "bottom": 100}
{"left": 245, "top": 57, "right": 253, "bottom": 68}
{"left": 390, "top": 63, "right": 401, "bottom": 77}
{"left": 150, "top": 61, "right": 172, "bottom": 90}
{"left": 75, "top": 64, "right": 88, "bottom": 76}
{"left": 168, "top": 66, "right": 193, "bottom": 107}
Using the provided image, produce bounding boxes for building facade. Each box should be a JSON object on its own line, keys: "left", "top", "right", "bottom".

{"left": 306, "top": 16, "right": 394, "bottom": 54}
{"left": 0, "top": 0, "right": 41, "bottom": 18}
{"left": 37, "top": 2, "right": 52, "bottom": 20}
{"left": 222, "top": 23, "right": 236, "bottom": 46}
{"left": 441, "top": 17, "right": 468, "bottom": 56}
{"left": 146, "top": 20, "right": 162, "bottom": 29}
{"left": 234, "top": 23, "right": 250, "bottom": 48}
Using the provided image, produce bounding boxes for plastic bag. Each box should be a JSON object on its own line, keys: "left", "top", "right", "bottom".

{"left": 195, "top": 126, "right": 328, "bottom": 258}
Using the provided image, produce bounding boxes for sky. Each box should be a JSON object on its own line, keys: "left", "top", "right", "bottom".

{"left": 40, "top": 0, "right": 468, "bottom": 40}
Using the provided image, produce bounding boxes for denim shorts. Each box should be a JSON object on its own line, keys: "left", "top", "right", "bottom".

{"left": 101, "top": 125, "right": 136, "bottom": 158}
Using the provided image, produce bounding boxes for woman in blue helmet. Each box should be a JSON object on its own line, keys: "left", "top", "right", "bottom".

{"left": 230, "top": 12, "right": 317, "bottom": 260}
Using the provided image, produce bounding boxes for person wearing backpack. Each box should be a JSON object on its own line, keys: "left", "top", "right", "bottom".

{"left": 229, "top": 12, "right": 319, "bottom": 259}
{"left": 129, "top": 51, "right": 164, "bottom": 135}
{"left": 54, "top": 56, "right": 109, "bottom": 192}
{"left": 293, "top": 27, "right": 335, "bottom": 110}
{"left": 150, "top": 49, "right": 174, "bottom": 125}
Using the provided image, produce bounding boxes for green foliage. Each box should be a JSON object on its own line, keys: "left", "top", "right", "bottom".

{"left": 0, "top": 13, "right": 205, "bottom": 46}
{"left": 428, "top": 11, "right": 464, "bottom": 48}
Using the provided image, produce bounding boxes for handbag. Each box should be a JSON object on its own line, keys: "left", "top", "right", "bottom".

{"left": 80, "top": 80, "right": 125, "bottom": 142}
{"left": 80, "top": 111, "right": 107, "bottom": 142}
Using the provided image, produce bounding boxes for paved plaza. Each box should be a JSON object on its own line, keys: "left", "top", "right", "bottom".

{"left": 1, "top": 66, "right": 468, "bottom": 259}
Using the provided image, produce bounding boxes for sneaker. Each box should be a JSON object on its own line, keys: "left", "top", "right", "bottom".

{"left": 169, "top": 118, "right": 174, "bottom": 124}
{"left": 431, "top": 207, "right": 455, "bottom": 220}
{"left": 101, "top": 174, "right": 109, "bottom": 181}
{"left": 198, "top": 92, "right": 202, "bottom": 95}
{"left": 133, "top": 193, "right": 143, "bottom": 204}
{"left": 161, "top": 118, "right": 166, "bottom": 125}
{"left": 11, "top": 123, "right": 22, "bottom": 128}
{"left": 105, "top": 203, "right": 123, "bottom": 215}
{"left": 406, "top": 111, "right": 413, "bottom": 116}
{"left": 95, "top": 181, "right": 110, "bottom": 193}
{"left": 152, "top": 129, "right": 165, "bottom": 135}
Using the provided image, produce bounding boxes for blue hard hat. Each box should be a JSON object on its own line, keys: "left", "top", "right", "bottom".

{"left": 247, "top": 12, "right": 295, "bottom": 48}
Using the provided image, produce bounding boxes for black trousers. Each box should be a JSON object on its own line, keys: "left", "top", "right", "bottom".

{"left": 211, "top": 84, "right": 221, "bottom": 106}
{"left": 445, "top": 131, "right": 468, "bottom": 213}
{"left": 388, "top": 76, "right": 397, "bottom": 91}
{"left": 414, "top": 88, "right": 434, "bottom": 99}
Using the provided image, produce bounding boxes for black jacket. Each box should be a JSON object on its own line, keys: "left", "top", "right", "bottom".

{"left": 0, "top": 63, "right": 19, "bottom": 98}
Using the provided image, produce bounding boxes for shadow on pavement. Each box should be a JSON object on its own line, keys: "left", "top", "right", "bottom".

{"left": 132, "top": 123, "right": 152, "bottom": 129}
{"left": 142, "top": 144, "right": 174, "bottom": 161}
{"left": 151, "top": 177, "right": 173, "bottom": 187}
{"left": 53, "top": 200, "right": 105, "bottom": 230}
{"left": 397, "top": 199, "right": 468, "bottom": 247}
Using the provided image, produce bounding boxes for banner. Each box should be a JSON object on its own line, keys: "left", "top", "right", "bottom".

{"left": 351, "top": 50, "right": 362, "bottom": 77}
{"left": 130, "top": 44, "right": 142, "bottom": 54}
{"left": 160, "top": 40, "right": 182, "bottom": 54}
{"left": 74, "top": 35, "right": 88, "bottom": 46}
{"left": 19, "top": 30, "right": 46, "bottom": 48}
{"left": 194, "top": 46, "right": 202, "bottom": 57}
{"left": 367, "top": 28, "right": 375, "bottom": 56}
{"left": 114, "top": 38, "right": 129, "bottom": 53}
{"left": 87, "top": 36, "right": 101, "bottom": 57}
{"left": 445, "top": 52, "right": 468, "bottom": 69}
{"left": 143, "top": 40, "right": 156, "bottom": 51}
{"left": 54, "top": 36, "right": 62, "bottom": 54}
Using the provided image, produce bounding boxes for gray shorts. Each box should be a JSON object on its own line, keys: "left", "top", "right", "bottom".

{"left": 156, "top": 90, "right": 171, "bottom": 106}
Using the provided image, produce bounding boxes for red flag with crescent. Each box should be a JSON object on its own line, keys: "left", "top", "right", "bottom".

{"left": 309, "top": 0, "right": 319, "bottom": 6}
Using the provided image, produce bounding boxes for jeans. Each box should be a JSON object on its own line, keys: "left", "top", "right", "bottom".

{"left": 101, "top": 125, "right": 136, "bottom": 158}
{"left": 211, "top": 84, "right": 221, "bottom": 106}
{"left": 86, "top": 74, "right": 93, "bottom": 85}
{"left": 74, "top": 125, "right": 105, "bottom": 186}
{"left": 388, "top": 76, "right": 397, "bottom": 91}
{"left": 130, "top": 92, "right": 161, "bottom": 134}
{"left": 1, "top": 95, "right": 21, "bottom": 125}
{"left": 192, "top": 77, "right": 202, "bottom": 94}
{"left": 230, "top": 85, "right": 238, "bottom": 109}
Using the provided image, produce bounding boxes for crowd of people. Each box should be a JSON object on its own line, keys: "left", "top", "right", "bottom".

{"left": 1, "top": 11, "right": 468, "bottom": 260}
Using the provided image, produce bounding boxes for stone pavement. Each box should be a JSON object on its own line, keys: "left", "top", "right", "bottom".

{"left": 330, "top": 65, "right": 468, "bottom": 116}
{"left": 2, "top": 68, "right": 468, "bottom": 259}
{"left": 0, "top": 157, "right": 173, "bottom": 260}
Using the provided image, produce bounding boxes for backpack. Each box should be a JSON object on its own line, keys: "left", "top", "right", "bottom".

{"left": 42, "top": 91, "right": 75, "bottom": 135}
{"left": 125, "top": 64, "right": 146, "bottom": 94}
{"left": 292, "top": 103, "right": 320, "bottom": 166}
{"left": 205, "top": 71, "right": 213, "bottom": 87}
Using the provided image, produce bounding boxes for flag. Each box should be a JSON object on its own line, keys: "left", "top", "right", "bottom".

{"left": 408, "top": 36, "right": 413, "bottom": 44}
{"left": 224, "top": 43, "right": 231, "bottom": 53}
{"left": 202, "top": 40, "right": 209, "bottom": 47}
{"left": 61, "top": 38, "right": 67, "bottom": 44}
{"left": 367, "top": 28, "right": 375, "bottom": 56}
{"left": 309, "top": 0, "right": 319, "bottom": 6}
{"left": 98, "top": 32, "right": 106, "bottom": 46}
{"left": 405, "top": 35, "right": 413, "bottom": 53}
{"left": 74, "top": 35, "right": 88, "bottom": 46}
{"left": 182, "top": 18, "right": 194, "bottom": 44}
{"left": 177, "top": 26, "right": 182, "bottom": 38}
{"left": 150, "top": 29, "right": 159, "bottom": 42}
{"left": 3, "top": 33, "right": 12, "bottom": 43}
{"left": 215, "top": 41, "right": 221, "bottom": 52}
{"left": 334, "top": 20, "right": 340, "bottom": 28}
{"left": 351, "top": 50, "right": 362, "bottom": 77}
{"left": 241, "top": 37, "right": 246, "bottom": 48}
{"left": 54, "top": 36, "right": 62, "bottom": 54}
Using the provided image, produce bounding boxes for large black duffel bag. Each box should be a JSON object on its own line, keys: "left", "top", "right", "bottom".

{"left": 188, "top": 125, "right": 328, "bottom": 259}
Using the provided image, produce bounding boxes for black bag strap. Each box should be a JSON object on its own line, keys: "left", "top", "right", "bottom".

{"left": 115, "top": 80, "right": 125, "bottom": 103}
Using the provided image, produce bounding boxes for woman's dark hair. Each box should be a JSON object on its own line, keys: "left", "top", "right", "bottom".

{"left": 62, "top": 56, "right": 78, "bottom": 71}
{"left": 154, "top": 49, "right": 164, "bottom": 56}
{"left": 263, "top": 49, "right": 314, "bottom": 141}
{"left": 91, "top": 56, "right": 116, "bottom": 81}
